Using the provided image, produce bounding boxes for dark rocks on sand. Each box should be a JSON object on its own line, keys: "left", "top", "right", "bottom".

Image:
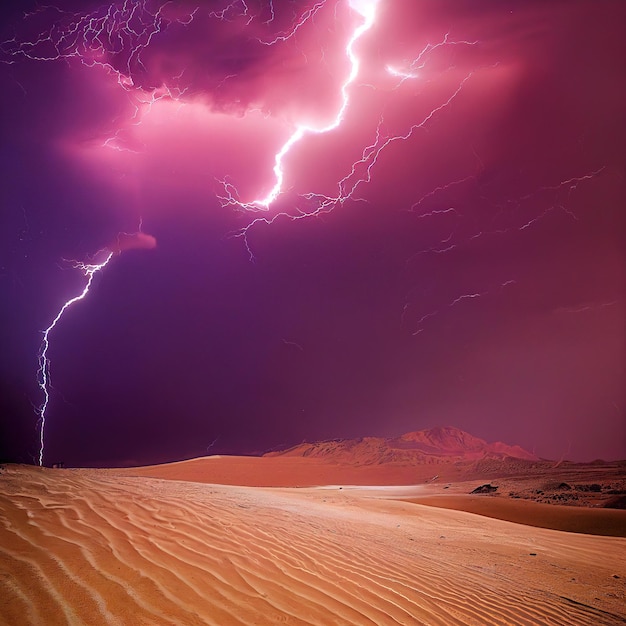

{"left": 470, "top": 484, "right": 498, "bottom": 494}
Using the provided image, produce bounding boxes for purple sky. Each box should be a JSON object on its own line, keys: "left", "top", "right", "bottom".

{"left": 1, "top": 0, "right": 624, "bottom": 466}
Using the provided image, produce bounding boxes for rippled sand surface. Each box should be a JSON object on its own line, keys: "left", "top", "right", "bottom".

{"left": 1, "top": 465, "right": 624, "bottom": 625}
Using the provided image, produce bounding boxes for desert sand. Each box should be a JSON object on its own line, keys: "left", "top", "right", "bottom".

{"left": 1, "top": 462, "right": 625, "bottom": 625}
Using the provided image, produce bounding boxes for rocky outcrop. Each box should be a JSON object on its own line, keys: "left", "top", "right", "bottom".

{"left": 470, "top": 483, "right": 498, "bottom": 494}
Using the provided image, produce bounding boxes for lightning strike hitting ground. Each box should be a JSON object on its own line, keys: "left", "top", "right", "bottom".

{"left": 37, "top": 253, "right": 114, "bottom": 466}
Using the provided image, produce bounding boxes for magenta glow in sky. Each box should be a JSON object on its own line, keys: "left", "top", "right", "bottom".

{"left": 0, "top": 0, "right": 624, "bottom": 466}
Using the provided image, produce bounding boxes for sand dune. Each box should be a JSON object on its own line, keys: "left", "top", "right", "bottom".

{"left": 1, "top": 465, "right": 625, "bottom": 625}
{"left": 403, "top": 495, "right": 626, "bottom": 537}
{"left": 109, "top": 455, "right": 468, "bottom": 486}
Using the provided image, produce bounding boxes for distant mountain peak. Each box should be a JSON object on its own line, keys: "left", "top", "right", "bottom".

{"left": 400, "top": 426, "right": 486, "bottom": 450}
{"left": 397, "top": 426, "right": 537, "bottom": 460}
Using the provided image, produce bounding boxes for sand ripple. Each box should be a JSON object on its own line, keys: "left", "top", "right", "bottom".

{"left": 1, "top": 466, "right": 624, "bottom": 625}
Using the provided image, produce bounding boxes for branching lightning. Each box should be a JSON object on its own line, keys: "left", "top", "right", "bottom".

{"left": 221, "top": 8, "right": 478, "bottom": 220}
{"left": 218, "top": 0, "right": 379, "bottom": 211}
{"left": 386, "top": 32, "right": 478, "bottom": 86}
{"left": 214, "top": 2, "right": 483, "bottom": 262}
{"left": 257, "top": 0, "right": 327, "bottom": 45}
{"left": 403, "top": 167, "right": 607, "bottom": 335}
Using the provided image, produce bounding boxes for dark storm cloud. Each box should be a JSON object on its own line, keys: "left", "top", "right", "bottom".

{"left": 1, "top": 0, "right": 355, "bottom": 121}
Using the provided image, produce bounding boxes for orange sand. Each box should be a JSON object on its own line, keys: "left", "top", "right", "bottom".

{"left": 109, "top": 454, "right": 465, "bottom": 486}
{"left": 1, "top": 464, "right": 625, "bottom": 625}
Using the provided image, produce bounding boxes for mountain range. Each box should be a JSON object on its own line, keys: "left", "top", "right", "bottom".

{"left": 264, "top": 426, "right": 539, "bottom": 464}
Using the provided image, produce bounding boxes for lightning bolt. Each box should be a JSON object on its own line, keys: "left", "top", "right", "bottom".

{"left": 386, "top": 31, "right": 478, "bottom": 86}
{"left": 37, "top": 251, "right": 114, "bottom": 466}
{"left": 218, "top": 0, "right": 379, "bottom": 211}
{"left": 34, "top": 222, "right": 155, "bottom": 465}
{"left": 215, "top": 0, "right": 480, "bottom": 262}
{"left": 257, "top": 0, "right": 327, "bottom": 45}
{"left": 405, "top": 280, "right": 518, "bottom": 336}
